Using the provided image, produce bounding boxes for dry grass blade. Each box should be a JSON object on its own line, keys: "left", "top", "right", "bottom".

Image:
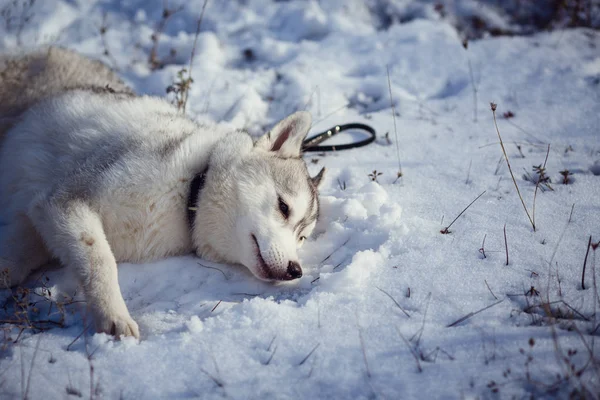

{"left": 568, "top": 203, "right": 575, "bottom": 223}
{"left": 465, "top": 159, "right": 472, "bottom": 184}
{"left": 312, "top": 102, "right": 349, "bottom": 126}
{"left": 23, "top": 336, "right": 42, "bottom": 400}
{"left": 582, "top": 235, "right": 592, "bottom": 290}
{"left": 479, "top": 234, "right": 487, "bottom": 258}
{"left": 386, "top": 65, "right": 403, "bottom": 181}
{"left": 199, "top": 367, "right": 224, "bottom": 388}
{"left": 447, "top": 299, "right": 504, "bottom": 328}
{"left": 182, "top": 0, "right": 209, "bottom": 114}
{"left": 375, "top": 286, "right": 410, "bottom": 318}
{"left": 523, "top": 300, "right": 590, "bottom": 322}
{"left": 298, "top": 343, "right": 320, "bottom": 366}
{"left": 358, "top": 329, "right": 371, "bottom": 378}
{"left": 484, "top": 280, "right": 498, "bottom": 300}
{"left": 67, "top": 324, "right": 91, "bottom": 351}
{"left": 197, "top": 262, "right": 228, "bottom": 280}
{"left": 396, "top": 327, "right": 422, "bottom": 372}
{"left": 503, "top": 223, "right": 509, "bottom": 266}
{"left": 467, "top": 58, "right": 478, "bottom": 122}
{"left": 319, "top": 237, "right": 350, "bottom": 265}
{"left": 546, "top": 206, "right": 575, "bottom": 292}
{"left": 440, "top": 190, "right": 486, "bottom": 234}
{"left": 490, "top": 103, "right": 535, "bottom": 231}
{"left": 410, "top": 292, "right": 431, "bottom": 346}
{"left": 265, "top": 345, "right": 277, "bottom": 365}
{"left": 165, "top": 0, "right": 209, "bottom": 113}
{"left": 211, "top": 300, "right": 222, "bottom": 313}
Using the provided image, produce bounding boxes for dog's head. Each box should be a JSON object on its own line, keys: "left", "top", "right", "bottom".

{"left": 193, "top": 111, "right": 325, "bottom": 281}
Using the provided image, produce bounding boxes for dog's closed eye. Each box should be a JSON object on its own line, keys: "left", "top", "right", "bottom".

{"left": 278, "top": 196, "right": 290, "bottom": 219}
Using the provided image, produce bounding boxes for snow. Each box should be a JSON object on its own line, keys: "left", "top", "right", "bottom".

{"left": 1, "top": 1, "right": 600, "bottom": 399}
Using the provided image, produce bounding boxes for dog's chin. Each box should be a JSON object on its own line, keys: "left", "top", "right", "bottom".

{"left": 250, "top": 234, "right": 299, "bottom": 281}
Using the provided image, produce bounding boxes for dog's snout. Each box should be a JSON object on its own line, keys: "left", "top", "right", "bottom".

{"left": 286, "top": 261, "right": 302, "bottom": 279}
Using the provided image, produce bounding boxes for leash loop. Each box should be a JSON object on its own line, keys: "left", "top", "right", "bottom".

{"left": 302, "top": 122, "right": 376, "bottom": 152}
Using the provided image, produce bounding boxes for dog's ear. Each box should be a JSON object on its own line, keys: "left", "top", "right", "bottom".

{"left": 255, "top": 111, "right": 312, "bottom": 158}
{"left": 311, "top": 167, "right": 325, "bottom": 188}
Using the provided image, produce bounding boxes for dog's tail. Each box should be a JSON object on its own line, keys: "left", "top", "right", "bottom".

{"left": 0, "top": 47, "right": 133, "bottom": 139}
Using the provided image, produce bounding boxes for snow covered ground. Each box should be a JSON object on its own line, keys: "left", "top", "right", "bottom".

{"left": 1, "top": 1, "right": 599, "bottom": 398}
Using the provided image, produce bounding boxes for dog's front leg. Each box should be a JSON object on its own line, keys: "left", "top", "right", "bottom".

{"left": 29, "top": 197, "right": 139, "bottom": 339}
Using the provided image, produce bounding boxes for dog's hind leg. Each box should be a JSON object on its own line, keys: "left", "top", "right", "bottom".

{"left": 28, "top": 198, "right": 139, "bottom": 339}
{"left": 0, "top": 214, "right": 50, "bottom": 288}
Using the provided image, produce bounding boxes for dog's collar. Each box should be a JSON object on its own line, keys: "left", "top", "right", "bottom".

{"left": 187, "top": 169, "right": 208, "bottom": 229}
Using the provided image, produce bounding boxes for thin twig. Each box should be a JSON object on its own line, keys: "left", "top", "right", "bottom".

{"left": 558, "top": 300, "right": 591, "bottom": 321}
{"left": 298, "top": 343, "right": 320, "bottom": 366}
{"left": 582, "top": 236, "right": 592, "bottom": 290}
{"left": 465, "top": 159, "right": 472, "bottom": 184}
{"left": 523, "top": 300, "right": 590, "bottom": 322}
{"left": 375, "top": 286, "right": 410, "bottom": 318}
{"left": 410, "top": 292, "right": 431, "bottom": 346}
{"left": 494, "top": 154, "right": 504, "bottom": 175}
{"left": 267, "top": 335, "right": 277, "bottom": 352}
{"left": 396, "top": 327, "right": 422, "bottom": 372}
{"left": 320, "top": 238, "right": 350, "bottom": 264}
{"left": 479, "top": 234, "right": 487, "bottom": 258}
{"left": 265, "top": 345, "right": 277, "bottom": 365}
{"left": 199, "top": 367, "right": 224, "bottom": 388}
{"left": 503, "top": 224, "right": 509, "bottom": 266}
{"left": 491, "top": 103, "right": 535, "bottom": 231}
{"left": 479, "top": 141, "right": 550, "bottom": 150}
{"left": 23, "top": 336, "right": 42, "bottom": 400}
{"left": 467, "top": 58, "right": 478, "bottom": 122}
{"left": 386, "top": 65, "right": 403, "bottom": 181}
{"left": 197, "top": 262, "right": 228, "bottom": 280}
{"left": 332, "top": 259, "right": 347, "bottom": 271}
{"left": 440, "top": 190, "right": 486, "bottom": 234}
{"left": 532, "top": 144, "right": 551, "bottom": 230}
{"left": 505, "top": 119, "right": 547, "bottom": 145}
{"left": 484, "top": 280, "right": 498, "bottom": 300}
{"left": 19, "top": 343, "right": 25, "bottom": 398}
{"left": 67, "top": 324, "right": 91, "bottom": 351}
{"left": 568, "top": 203, "right": 575, "bottom": 223}
{"left": 447, "top": 300, "right": 504, "bottom": 327}
{"left": 182, "top": 0, "right": 209, "bottom": 114}
{"left": 211, "top": 300, "right": 222, "bottom": 313}
{"left": 83, "top": 321, "right": 96, "bottom": 400}
{"left": 312, "top": 103, "right": 349, "bottom": 126}
{"left": 358, "top": 329, "right": 371, "bottom": 378}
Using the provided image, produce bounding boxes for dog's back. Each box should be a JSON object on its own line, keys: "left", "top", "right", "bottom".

{"left": 0, "top": 47, "right": 132, "bottom": 139}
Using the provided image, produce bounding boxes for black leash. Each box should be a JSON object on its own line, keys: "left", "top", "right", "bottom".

{"left": 302, "top": 122, "right": 376, "bottom": 152}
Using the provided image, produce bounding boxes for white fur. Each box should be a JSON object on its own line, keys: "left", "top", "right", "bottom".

{"left": 0, "top": 50, "right": 324, "bottom": 339}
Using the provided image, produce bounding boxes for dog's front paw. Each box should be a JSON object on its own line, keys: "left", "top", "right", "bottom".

{"left": 93, "top": 309, "right": 140, "bottom": 339}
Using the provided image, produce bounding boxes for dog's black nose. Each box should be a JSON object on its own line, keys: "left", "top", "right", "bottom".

{"left": 287, "top": 261, "right": 302, "bottom": 279}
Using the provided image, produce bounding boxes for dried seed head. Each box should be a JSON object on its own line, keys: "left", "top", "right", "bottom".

{"left": 490, "top": 102, "right": 497, "bottom": 111}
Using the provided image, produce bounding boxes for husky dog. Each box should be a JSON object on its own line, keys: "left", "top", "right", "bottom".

{"left": 0, "top": 48, "right": 325, "bottom": 338}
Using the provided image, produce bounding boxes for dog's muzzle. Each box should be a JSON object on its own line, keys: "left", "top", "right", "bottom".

{"left": 251, "top": 234, "right": 302, "bottom": 281}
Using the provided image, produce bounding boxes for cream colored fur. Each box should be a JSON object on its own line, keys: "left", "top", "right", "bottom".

{"left": 0, "top": 48, "right": 324, "bottom": 339}
{"left": 0, "top": 47, "right": 131, "bottom": 140}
